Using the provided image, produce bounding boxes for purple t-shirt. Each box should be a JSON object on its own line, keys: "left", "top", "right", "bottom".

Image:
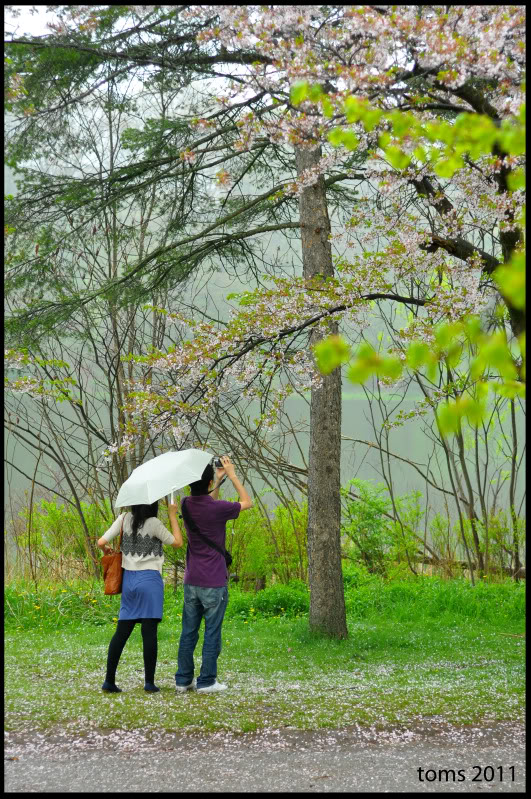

{"left": 182, "top": 495, "right": 241, "bottom": 587}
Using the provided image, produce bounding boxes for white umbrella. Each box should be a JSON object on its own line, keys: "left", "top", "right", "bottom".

{"left": 114, "top": 449, "right": 213, "bottom": 507}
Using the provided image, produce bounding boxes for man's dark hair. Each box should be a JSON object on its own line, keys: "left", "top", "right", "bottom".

{"left": 130, "top": 501, "right": 159, "bottom": 535}
{"left": 189, "top": 463, "right": 214, "bottom": 496}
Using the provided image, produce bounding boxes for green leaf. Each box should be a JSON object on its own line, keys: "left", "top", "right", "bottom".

{"left": 494, "top": 251, "right": 525, "bottom": 310}
{"left": 328, "top": 127, "right": 344, "bottom": 147}
{"left": 314, "top": 335, "right": 351, "bottom": 375}
{"left": 347, "top": 360, "right": 372, "bottom": 384}
{"left": 321, "top": 96, "right": 334, "bottom": 119}
{"left": 463, "top": 315, "right": 483, "bottom": 343}
{"left": 341, "top": 130, "right": 359, "bottom": 150}
{"left": 343, "top": 96, "right": 365, "bottom": 123}
{"left": 362, "top": 109, "right": 383, "bottom": 132}
{"left": 406, "top": 341, "right": 429, "bottom": 369}
{"left": 491, "top": 381, "right": 526, "bottom": 399}
{"left": 506, "top": 168, "right": 525, "bottom": 191}
{"left": 383, "top": 145, "right": 411, "bottom": 170}
{"left": 437, "top": 403, "right": 461, "bottom": 435}
{"left": 290, "top": 81, "right": 309, "bottom": 106}
{"left": 433, "top": 154, "right": 464, "bottom": 178}
{"left": 308, "top": 83, "right": 323, "bottom": 103}
{"left": 477, "top": 332, "right": 518, "bottom": 379}
{"left": 434, "top": 322, "right": 462, "bottom": 351}
{"left": 460, "top": 398, "right": 487, "bottom": 426}
{"left": 378, "top": 357, "right": 403, "bottom": 380}
{"left": 499, "top": 121, "right": 525, "bottom": 156}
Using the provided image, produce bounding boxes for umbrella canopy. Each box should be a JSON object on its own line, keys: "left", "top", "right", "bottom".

{"left": 114, "top": 449, "right": 213, "bottom": 508}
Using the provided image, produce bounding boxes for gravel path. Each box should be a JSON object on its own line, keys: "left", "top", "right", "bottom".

{"left": 4, "top": 721, "right": 525, "bottom": 793}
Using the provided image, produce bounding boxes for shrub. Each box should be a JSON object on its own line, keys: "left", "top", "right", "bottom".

{"left": 342, "top": 575, "right": 525, "bottom": 624}
{"left": 226, "top": 581, "right": 309, "bottom": 619}
{"left": 4, "top": 578, "right": 121, "bottom": 630}
{"left": 268, "top": 499, "right": 308, "bottom": 584}
{"left": 341, "top": 479, "right": 393, "bottom": 574}
{"left": 226, "top": 502, "right": 271, "bottom": 584}
{"left": 226, "top": 493, "right": 308, "bottom": 586}
{"left": 14, "top": 498, "right": 112, "bottom": 579}
{"left": 342, "top": 562, "right": 378, "bottom": 589}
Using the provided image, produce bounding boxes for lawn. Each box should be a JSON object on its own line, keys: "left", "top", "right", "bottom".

{"left": 4, "top": 578, "right": 525, "bottom": 735}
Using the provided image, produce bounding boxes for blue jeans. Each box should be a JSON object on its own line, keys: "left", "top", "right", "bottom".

{"left": 175, "top": 585, "right": 229, "bottom": 689}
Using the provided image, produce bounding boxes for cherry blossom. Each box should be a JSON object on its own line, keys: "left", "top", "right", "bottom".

{"left": 5, "top": 5, "right": 524, "bottom": 453}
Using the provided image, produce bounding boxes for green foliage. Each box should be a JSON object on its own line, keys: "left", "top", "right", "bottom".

{"left": 456, "top": 511, "right": 526, "bottom": 574}
{"left": 268, "top": 500, "right": 308, "bottom": 583}
{"left": 4, "top": 579, "right": 121, "bottom": 630}
{"left": 429, "top": 513, "right": 457, "bottom": 566}
{"left": 227, "top": 502, "right": 271, "bottom": 582}
{"left": 315, "top": 316, "right": 525, "bottom": 435}
{"left": 341, "top": 561, "right": 380, "bottom": 589}
{"left": 341, "top": 479, "right": 393, "bottom": 574}
{"left": 343, "top": 574, "right": 525, "bottom": 623}
{"left": 225, "top": 494, "right": 308, "bottom": 585}
{"left": 312, "top": 335, "right": 351, "bottom": 374}
{"left": 296, "top": 80, "right": 526, "bottom": 433}
{"left": 10, "top": 486, "right": 524, "bottom": 587}
{"left": 226, "top": 581, "right": 310, "bottom": 620}
{"left": 341, "top": 480, "right": 422, "bottom": 575}
{"left": 389, "top": 490, "right": 424, "bottom": 566}
{"left": 495, "top": 250, "right": 526, "bottom": 312}
{"left": 17, "top": 498, "right": 112, "bottom": 573}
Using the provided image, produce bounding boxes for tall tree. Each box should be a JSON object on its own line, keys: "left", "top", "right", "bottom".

{"left": 295, "top": 143, "right": 347, "bottom": 636}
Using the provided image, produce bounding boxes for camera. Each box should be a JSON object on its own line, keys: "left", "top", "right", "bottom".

{"left": 214, "top": 457, "right": 223, "bottom": 468}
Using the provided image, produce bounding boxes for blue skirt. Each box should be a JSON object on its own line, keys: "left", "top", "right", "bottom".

{"left": 119, "top": 569, "right": 164, "bottom": 621}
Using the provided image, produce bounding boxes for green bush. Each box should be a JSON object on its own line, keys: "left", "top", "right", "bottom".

{"left": 342, "top": 575, "right": 525, "bottom": 623}
{"left": 268, "top": 500, "right": 308, "bottom": 583}
{"left": 341, "top": 479, "right": 393, "bottom": 574}
{"left": 226, "top": 502, "right": 271, "bottom": 583}
{"left": 15, "top": 497, "right": 113, "bottom": 577}
{"left": 226, "top": 581, "right": 310, "bottom": 620}
{"left": 225, "top": 493, "right": 308, "bottom": 586}
{"left": 8, "top": 488, "right": 524, "bottom": 588}
{"left": 5, "top": 575, "right": 524, "bottom": 630}
{"left": 4, "top": 579, "right": 121, "bottom": 630}
{"left": 342, "top": 562, "right": 379, "bottom": 588}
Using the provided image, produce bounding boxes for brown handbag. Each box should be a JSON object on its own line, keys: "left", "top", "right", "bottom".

{"left": 101, "top": 515, "right": 125, "bottom": 595}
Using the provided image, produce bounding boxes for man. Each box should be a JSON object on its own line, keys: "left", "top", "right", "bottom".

{"left": 175, "top": 455, "right": 252, "bottom": 693}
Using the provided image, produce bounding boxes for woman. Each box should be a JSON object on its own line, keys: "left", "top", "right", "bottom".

{"left": 97, "top": 501, "right": 183, "bottom": 693}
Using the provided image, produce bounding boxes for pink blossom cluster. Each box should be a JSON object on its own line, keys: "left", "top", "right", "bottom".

{"left": 284, "top": 150, "right": 344, "bottom": 196}
{"left": 4, "top": 376, "right": 42, "bottom": 396}
{"left": 181, "top": 6, "right": 524, "bottom": 128}
{"left": 113, "top": 273, "right": 372, "bottom": 445}
{"left": 100, "top": 432, "right": 137, "bottom": 463}
{"left": 4, "top": 349, "right": 30, "bottom": 370}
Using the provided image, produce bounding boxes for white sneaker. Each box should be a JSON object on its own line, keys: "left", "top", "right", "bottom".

{"left": 175, "top": 679, "right": 196, "bottom": 692}
{"left": 196, "top": 681, "right": 227, "bottom": 693}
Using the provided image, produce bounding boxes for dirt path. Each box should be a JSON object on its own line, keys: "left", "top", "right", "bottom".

{"left": 4, "top": 720, "right": 525, "bottom": 793}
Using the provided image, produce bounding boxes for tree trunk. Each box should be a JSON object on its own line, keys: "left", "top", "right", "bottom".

{"left": 295, "top": 143, "right": 348, "bottom": 639}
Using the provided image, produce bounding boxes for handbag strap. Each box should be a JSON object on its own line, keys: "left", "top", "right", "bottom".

{"left": 181, "top": 498, "right": 230, "bottom": 564}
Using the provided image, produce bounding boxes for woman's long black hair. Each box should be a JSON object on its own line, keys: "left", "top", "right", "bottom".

{"left": 130, "top": 501, "right": 159, "bottom": 536}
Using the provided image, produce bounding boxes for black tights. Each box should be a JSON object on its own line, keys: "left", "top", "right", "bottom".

{"left": 105, "top": 619, "right": 159, "bottom": 685}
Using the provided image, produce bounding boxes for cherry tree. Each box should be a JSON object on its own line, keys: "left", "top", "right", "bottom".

{"left": 5, "top": 5, "right": 525, "bottom": 622}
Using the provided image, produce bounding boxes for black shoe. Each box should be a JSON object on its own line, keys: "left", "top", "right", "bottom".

{"left": 144, "top": 682, "right": 160, "bottom": 692}
{"left": 102, "top": 681, "right": 122, "bottom": 693}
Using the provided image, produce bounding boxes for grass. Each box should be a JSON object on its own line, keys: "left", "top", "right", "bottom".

{"left": 4, "top": 577, "right": 525, "bottom": 735}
